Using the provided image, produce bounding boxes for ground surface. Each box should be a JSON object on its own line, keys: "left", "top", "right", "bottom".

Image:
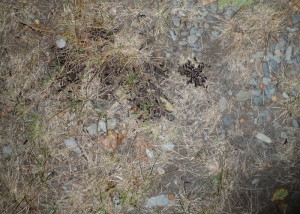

{"left": 1, "top": 0, "right": 300, "bottom": 213}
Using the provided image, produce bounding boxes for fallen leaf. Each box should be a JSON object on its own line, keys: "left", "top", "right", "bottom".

{"left": 134, "top": 136, "right": 156, "bottom": 160}
{"left": 271, "top": 188, "right": 288, "bottom": 201}
{"left": 160, "top": 97, "right": 175, "bottom": 112}
{"left": 100, "top": 131, "right": 127, "bottom": 152}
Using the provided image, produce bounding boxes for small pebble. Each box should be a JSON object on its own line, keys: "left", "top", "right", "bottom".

{"left": 178, "top": 41, "right": 187, "bottom": 46}
{"left": 172, "top": 15, "right": 180, "bottom": 27}
{"left": 162, "top": 142, "right": 175, "bottom": 151}
{"left": 249, "top": 79, "right": 258, "bottom": 86}
{"left": 251, "top": 90, "right": 261, "bottom": 97}
{"left": 86, "top": 123, "right": 98, "bottom": 135}
{"left": 2, "top": 146, "right": 13, "bottom": 158}
{"left": 157, "top": 167, "right": 165, "bottom": 175}
{"left": 222, "top": 114, "right": 232, "bottom": 127}
{"left": 291, "top": 119, "right": 299, "bottom": 128}
{"left": 286, "top": 45, "right": 293, "bottom": 64}
{"left": 167, "top": 114, "right": 175, "bottom": 121}
{"left": 189, "top": 43, "right": 203, "bottom": 52}
{"left": 219, "top": 97, "right": 228, "bottom": 112}
{"left": 236, "top": 90, "right": 251, "bottom": 101}
{"left": 273, "top": 56, "right": 281, "bottom": 64}
{"left": 271, "top": 96, "right": 278, "bottom": 102}
{"left": 98, "top": 120, "right": 107, "bottom": 132}
{"left": 187, "top": 35, "right": 198, "bottom": 44}
{"left": 146, "top": 149, "right": 155, "bottom": 159}
{"left": 282, "top": 92, "right": 289, "bottom": 99}
{"left": 262, "top": 77, "right": 271, "bottom": 85}
{"left": 56, "top": 37, "right": 67, "bottom": 49}
{"left": 262, "top": 62, "right": 270, "bottom": 77}
{"left": 169, "top": 30, "right": 177, "bottom": 41}
{"left": 190, "top": 27, "right": 197, "bottom": 35}
{"left": 145, "top": 194, "right": 171, "bottom": 208}
{"left": 255, "top": 132, "right": 272, "bottom": 144}
{"left": 252, "top": 178, "right": 260, "bottom": 185}
{"left": 196, "top": 29, "right": 204, "bottom": 37}
{"left": 64, "top": 138, "right": 81, "bottom": 153}
{"left": 181, "top": 31, "right": 189, "bottom": 36}
{"left": 280, "top": 131, "right": 288, "bottom": 139}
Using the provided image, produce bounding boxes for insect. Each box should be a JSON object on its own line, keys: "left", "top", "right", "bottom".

{"left": 178, "top": 58, "right": 210, "bottom": 88}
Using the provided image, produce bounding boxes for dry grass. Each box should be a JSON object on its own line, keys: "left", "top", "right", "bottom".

{"left": 1, "top": 0, "right": 300, "bottom": 213}
{"left": 220, "top": 3, "right": 286, "bottom": 76}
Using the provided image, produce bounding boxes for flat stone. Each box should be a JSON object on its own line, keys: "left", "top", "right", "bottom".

{"left": 98, "top": 120, "right": 107, "bottom": 132}
{"left": 187, "top": 35, "right": 198, "bottom": 44}
{"left": 282, "top": 92, "right": 289, "bottom": 99}
{"left": 291, "top": 119, "right": 299, "bottom": 128}
{"left": 236, "top": 90, "right": 251, "bottom": 101}
{"left": 2, "top": 146, "right": 13, "bottom": 158}
{"left": 107, "top": 118, "right": 118, "bottom": 130}
{"left": 262, "top": 62, "right": 270, "bottom": 77}
{"left": 262, "top": 77, "right": 271, "bottom": 85}
{"left": 249, "top": 79, "right": 258, "bottom": 86}
{"left": 269, "top": 59, "right": 279, "bottom": 73}
{"left": 64, "top": 138, "right": 81, "bottom": 153}
{"left": 86, "top": 123, "right": 98, "bottom": 135}
{"left": 274, "top": 56, "right": 281, "bottom": 63}
{"left": 56, "top": 37, "right": 67, "bottom": 49}
{"left": 169, "top": 30, "right": 177, "bottom": 41}
{"left": 255, "top": 132, "right": 272, "bottom": 143}
{"left": 190, "top": 27, "right": 197, "bottom": 35}
{"left": 251, "top": 89, "right": 261, "bottom": 96}
{"left": 172, "top": 15, "right": 180, "bottom": 27}
{"left": 189, "top": 43, "right": 203, "bottom": 52}
{"left": 219, "top": 97, "right": 228, "bottom": 112}
{"left": 252, "top": 178, "right": 260, "bottom": 185}
{"left": 286, "top": 45, "right": 293, "bottom": 64}
{"left": 195, "top": 29, "right": 204, "bottom": 37}
{"left": 222, "top": 114, "right": 232, "bottom": 127}
{"left": 162, "top": 142, "right": 175, "bottom": 151}
{"left": 178, "top": 41, "right": 187, "bottom": 46}
{"left": 280, "top": 131, "right": 288, "bottom": 138}
{"left": 145, "top": 194, "right": 171, "bottom": 208}
{"left": 181, "top": 31, "right": 189, "bottom": 36}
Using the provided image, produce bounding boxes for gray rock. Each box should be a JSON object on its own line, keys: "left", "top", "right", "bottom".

{"left": 269, "top": 59, "right": 279, "bottom": 73}
{"left": 157, "top": 167, "right": 165, "bottom": 175}
{"left": 264, "top": 88, "right": 272, "bottom": 99}
{"left": 286, "top": 26, "right": 299, "bottom": 33}
{"left": 2, "top": 146, "right": 13, "bottom": 158}
{"left": 251, "top": 89, "right": 261, "bottom": 97}
{"left": 189, "top": 43, "right": 203, "bottom": 52}
{"left": 282, "top": 92, "right": 289, "bottom": 99}
{"left": 296, "top": 54, "right": 300, "bottom": 64}
{"left": 262, "top": 62, "right": 270, "bottom": 77}
{"left": 64, "top": 138, "right": 81, "bottom": 153}
{"left": 262, "top": 77, "right": 271, "bottom": 85}
{"left": 249, "top": 79, "right": 258, "bottom": 86}
{"left": 187, "top": 35, "right": 198, "bottom": 44}
{"left": 291, "top": 119, "right": 299, "bottom": 128}
{"left": 255, "top": 132, "right": 272, "bottom": 143}
{"left": 190, "top": 27, "right": 197, "bottom": 35}
{"left": 253, "top": 96, "right": 265, "bottom": 106}
{"left": 162, "top": 142, "right": 175, "bottom": 151}
{"left": 185, "top": 1, "right": 195, "bottom": 8}
{"left": 169, "top": 30, "right": 177, "bottom": 41}
{"left": 204, "top": 23, "right": 209, "bottom": 29}
{"left": 224, "top": 7, "right": 237, "bottom": 19}
{"left": 178, "top": 41, "right": 187, "bottom": 46}
{"left": 280, "top": 131, "right": 288, "bottom": 139}
{"left": 211, "top": 30, "right": 220, "bottom": 39}
{"left": 273, "top": 56, "right": 281, "bottom": 64}
{"left": 56, "top": 37, "right": 67, "bottom": 49}
{"left": 172, "top": 15, "right": 180, "bottom": 27}
{"left": 207, "top": 15, "right": 216, "bottom": 23}
{"left": 181, "top": 31, "right": 189, "bottom": 36}
{"left": 86, "top": 123, "right": 98, "bottom": 135}
{"left": 107, "top": 118, "right": 117, "bottom": 130}
{"left": 236, "top": 90, "right": 251, "bottom": 101}
{"left": 275, "top": 37, "right": 287, "bottom": 53}
{"left": 98, "top": 120, "right": 107, "bottom": 132}
{"left": 146, "top": 149, "right": 155, "bottom": 159}
{"left": 219, "top": 97, "right": 228, "bottom": 112}
{"left": 222, "top": 114, "right": 232, "bottom": 127}
{"left": 252, "top": 178, "right": 260, "bottom": 185}
{"left": 145, "top": 194, "right": 171, "bottom": 208}
{"left": 286, "top": 45, "right": 293, "bottom": 64}
{"left": 195, "top": 29, "right": 204, "bottom": 37}
{"left": 292, "top": 12, "right": 300, "bottom": 25}
{"left": 167, "top": 114, "right": 175, "bottom": 121}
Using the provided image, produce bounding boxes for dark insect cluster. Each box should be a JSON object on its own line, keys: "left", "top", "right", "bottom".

{"left": 178, "top": 59, "right": 210, "bottom": 88}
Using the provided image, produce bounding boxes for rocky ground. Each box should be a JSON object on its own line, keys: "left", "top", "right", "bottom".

{"left": 1, "top": 0, "right": 300, "bottom": 213}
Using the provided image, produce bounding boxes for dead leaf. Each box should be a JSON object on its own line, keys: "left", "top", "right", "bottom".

{"left": 160, "top": 97, "right": 175, "bottom": 112}
{"left": 134, "top": 135, "right": 156, "bottom": 160}
{"left": 100, "top": 130, "right": 127, "bottom": 152}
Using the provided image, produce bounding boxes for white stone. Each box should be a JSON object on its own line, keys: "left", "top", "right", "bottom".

{"left": 56, "top": 37, "right": 66, "bottom": 49}
{"left": 162, "top": 142, "right": 175, "bottom": 151}
{"left": 145, "top": 194, "right": 171, "bottom": 208}
{"left": 255, "top": 132, "right": 272, "bottom": 144}
{"left": 98, "top": 120, "right": 107, "bottom": 132}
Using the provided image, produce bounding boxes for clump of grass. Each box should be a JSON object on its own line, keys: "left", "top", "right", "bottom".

{"left": 220, "top": 3, "right": 286, "bottom": 73}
